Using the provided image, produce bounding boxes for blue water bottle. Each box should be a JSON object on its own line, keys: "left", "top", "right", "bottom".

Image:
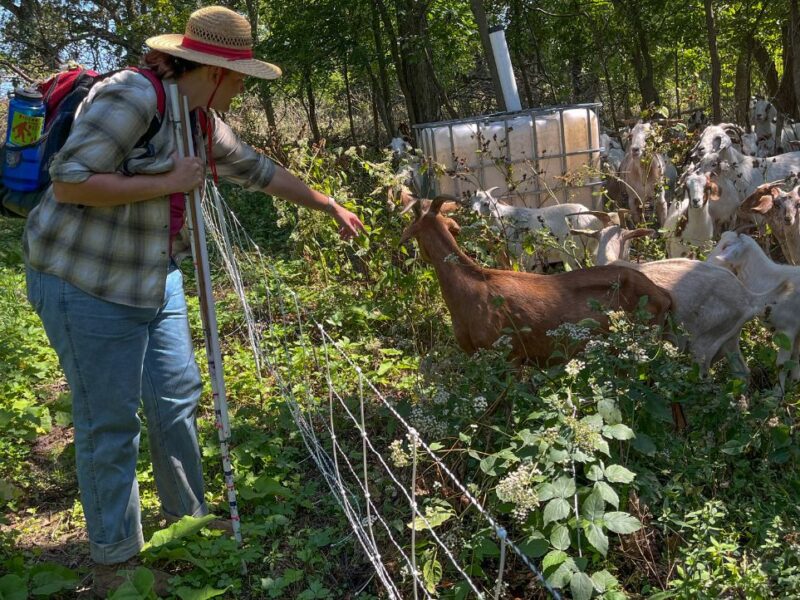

{"left": 3, "top": 87, "right": 46, "bottom": 192}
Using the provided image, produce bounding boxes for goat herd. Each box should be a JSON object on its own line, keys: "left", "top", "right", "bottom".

{"left": 395, "top": 99, "right": 800, "bottom": 397}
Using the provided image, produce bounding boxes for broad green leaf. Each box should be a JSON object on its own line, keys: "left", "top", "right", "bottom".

{"left": 519, "top": 533, "right": 549, "bottom": 558}
{"left": 543, "top": 498, "right": 571, "bottom": 525}
{"left": 0, "top": 575, "right": 27, "bottom": 600}
{"left": 108, "top": 567, "right": 155, "bottom": 600}
{"left": 595, "top": 438, "right": 611, "bottom": 456}
{"left": 721, "top": 438, "right": 746, "bottom": 455}
{"left": 582, "top": 488, "right": 605, "bottom": 521}
{"left": 591, "top": 569, "right": 618, "bottom": 592}
{"left": 603, "top": 512, "right": 643, "bottom": 534}
{"left": 632, "top": 433, "right": 657, "bottom": 456}
{"left": 597, "top": 399, "right": 622, "bottom": 425}
{"left": 239, "top": 475, "right": 291, "bottom": 500}
{"left": 536, "top": 482, "right": 556, "bottom": 502}
{"left": 546, "top": 557, "right": 577, "bottom": 588}
{"left": 175, "top": 585, "right": 231, "bottom": 600}
{"left": 550, "top": 524, "right": 571, "bottom": 551}
{"left": 422, "top": 557, "right": 442, "bottom": 594}
{"left": 408, "top": 504, "right": 454, "bottom": 531}
{"left": 542, "top": 550, "right": 568, "bottom": 572}
{"left": 604, "top": 464, "right": 636, "bottom": 484}
{"left": 30, "top": 564, "right": 79, "bottom": 595}
{"left": 593, "top": 481, "right": 620, "bottom": 509}
{"left": 570, "top": 572, "right": 594, "bottom": 600}
{"left": 586, "top": 465, "right": 604, "bottom": 481}
{"left": 582, "top": 414, "right": 603, "bottom": 430}
{"left": 775, "top": 331, "right": 792, "bottom": 350}
{"left": 551, "top": 475, "right": 576, "bottom": 499}
{"left": 479, "top": 454, "right": 498, "bottom": 475}
{"left": 584, "top": 523, "right": 608, "bottom": 556}
{"left": 602, "top": 424, "right": 635, "bottom": 440}
{"left": 549, "top": 448, "right": 570, "bottom": 463}
{"left": 143, "top": 515, "right": 217, "bottom": 550}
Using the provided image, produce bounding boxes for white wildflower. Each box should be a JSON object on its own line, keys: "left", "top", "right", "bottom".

{"left": 496, "top": 462, "right": 541, "bottom": 523}
{"left": 565, "top": 359, "right": 585, "bottom": 377}
{"left": 389, "top": 439, "right": 410, "bottom": 468}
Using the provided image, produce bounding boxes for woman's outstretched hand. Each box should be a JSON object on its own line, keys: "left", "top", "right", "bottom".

{"left": 332, "top": 204, "right": 366, "bottom": 241}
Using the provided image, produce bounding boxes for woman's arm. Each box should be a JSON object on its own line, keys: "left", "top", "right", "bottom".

{"left": 53, "top": 154, "right": 205, "bottom": 206}
{"left": 264, "top": 166, "right": 366, "bottom": 240}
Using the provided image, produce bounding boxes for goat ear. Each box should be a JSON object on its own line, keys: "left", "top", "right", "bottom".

{"left": 569, "top": 228, "right": 601, "bottom": 239}
{"left": 622, "top": 228, "right": 655, "bottom": 241}
{"left": 429, "top": 194, "right": 458, "bottom": 214}
{"left": 750, "top": 194, "right": 775, "bottom": 214}
{"left": 399, "top": 195, "right": 422, "bottom": 218}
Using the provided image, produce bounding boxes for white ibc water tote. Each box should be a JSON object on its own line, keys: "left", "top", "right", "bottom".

{"left": 414, "top": 104, "right": 602, "bottom": 209}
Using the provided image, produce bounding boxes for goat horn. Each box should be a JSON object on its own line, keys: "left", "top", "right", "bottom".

{"left": 734, "top": 223, "right": 758, "bottom": 234}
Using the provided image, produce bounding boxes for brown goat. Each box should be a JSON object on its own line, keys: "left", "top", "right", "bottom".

{"left": 400, "top": 196, "right": 672, "bottom": 365}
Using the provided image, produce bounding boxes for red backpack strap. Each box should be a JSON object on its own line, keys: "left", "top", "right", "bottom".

{"left": 126, "top": 66, "right": 165, "bottom": 121}
{"left": 197, "top": 109, "right": 219, "bottom": 184}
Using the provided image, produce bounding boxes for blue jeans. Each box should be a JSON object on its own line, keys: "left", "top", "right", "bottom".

{"left": 26, "top": 263, "right": 207, "bottom": 564}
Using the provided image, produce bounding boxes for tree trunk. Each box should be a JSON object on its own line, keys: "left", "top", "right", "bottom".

{"left": 734, "top": 39, "right": 752, "bottom": 127}
{"left": 342, "top": 56, "right": 357, "bottom": 143}
{"left": 469, "top": 0, "right": 506, "bottom": 111}
{"left": 704, "top": 0, "right": 722, "bottom": 122}
{"left": 791, "top": 0, "right": 800, "bottom": 118}
{"left": 612, "top": 0, "right": 659, "bottom": 107}
{"left": 376, "top": 0, "right": 443, "bottom": 126}
{"left": 244, "top": 0, "right": 278, "bottom": 134}
{"left": 752, "top": 39, "right": 781, "bottom": 96}
{"left": 370, "top": 1, "right": 396, "bottom": 136}
{"left": 304, "top": 77, "right": 321, "bottom": 142}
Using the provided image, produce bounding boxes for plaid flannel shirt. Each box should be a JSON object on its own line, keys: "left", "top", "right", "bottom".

{"left": 24, "top": 69, "right": 276, "bottom": 308}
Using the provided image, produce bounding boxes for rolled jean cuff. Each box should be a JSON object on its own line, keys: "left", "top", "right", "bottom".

{"left": 162, "top": 502, "right": 209, "bottom": 524}
{"left": 90, "top": 528, "right": 145, "bottom": 565}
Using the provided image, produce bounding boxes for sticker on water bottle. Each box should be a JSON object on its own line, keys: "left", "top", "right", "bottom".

{"left": 10, "top": 113, "right": 44, "bottom": 146}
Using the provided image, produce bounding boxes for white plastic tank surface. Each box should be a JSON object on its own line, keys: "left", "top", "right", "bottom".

{"left": 418, "top": 106, "right": 601, "bottom": 210}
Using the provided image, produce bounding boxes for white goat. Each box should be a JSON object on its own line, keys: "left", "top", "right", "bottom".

{"left": 686, "top": 109, "right": 708, "bottom": 133}
{"left": 708, "top": 232, "right": 800, "bottom": 387}
{"left": 751, "top": 97, "right": 800, "bottom": 156}
{"left": 469, "top": 188, "right": 603, "bottom": 270}
{"left": 574, "top": 217, "right": 791, "bottom": 376}
{"left": 618, "top": 122, "right": 678, "bottom": 226}
{"left": 600, "top": 132, "right": 625, "bottom": 174}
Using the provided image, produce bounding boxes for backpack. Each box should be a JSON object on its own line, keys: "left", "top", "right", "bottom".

{"left": 0, "top": 66, "right": 166, "bottom": 218}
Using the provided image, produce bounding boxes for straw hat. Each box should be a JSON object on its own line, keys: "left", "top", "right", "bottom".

{"left": 146, "top": 6, "right": 282, "bottom": 80}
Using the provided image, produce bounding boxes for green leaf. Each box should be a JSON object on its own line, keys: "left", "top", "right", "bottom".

{"left": 30, "top": 564, "right": 79, "bottom": 595}
{"left": 582, "top": 489, "right": 606, "bottom": 521}
{"left": 0, "top": 575, "right": 27, "bottom": 600}
{"left": 546, "top": 558, "right": 577, "bottom": 588}
{"left": 570, "top": 572, "right": 594, "bottom": 600}
{"left": 602, "top": 424, "right": 635, "bottom": 440}
{"left": 597, "top": 399, "right": 622, "bottom": 425}
{"left": 422, "top": 557, "right": 442, "bottom": 594}
{"left": 479, "top": 454, "right": 498, "bottom": 475}
{"left": 632, "top": 433, "right": 657, "bottom": 456}
{"left": 239, "top": 475, "right": 291, "bottom": 500}
{"left": 550, "top": 524, "right": 571, "bottom": 551}
{"left": 536, "top": 482, "right": 556, "bottom": 502}
{"left": 721, "top": 438, "right": 746, "bottom": 455}
{"left": 591, "top": 569, "right": 618, "bottom": 592}
{"left": 603, "top": 512, "right": 643, "bottom": 534}
{"left": 584, "top": 523, "right": 608, "bottom": 556}
{"left": 408, "top": 503, "right": 454, "bottom": 531}
{"left": 604, "top": 464, "right": 636, "bottom": 484}
{"left": 551, "top": 475, "right": 576, "bottom": 499}
{"left": 519, "top": 533, "right": 549, "bottom": 558}
{"left": 542, "top": 550, "right": 568, "bottom": 572}
{"left": 108, "top": 567, "right": 155, "bottom": 600}
{"left": 143, "top": 514, "right": 217, "bottom": 550}
{"left": 543, "top": 498, "right": 571, "bottom": 525}
{"left": 586, "top": 465, "right": 604, "bottom": 481}
{"left": 175, "top": 585, "right": 232, "bottom": 600}
{"left": 593, "top": 481, "right": 620, "bottom": 509}
{"left": 775, "top": 331, "right": 792, "bottom": 350}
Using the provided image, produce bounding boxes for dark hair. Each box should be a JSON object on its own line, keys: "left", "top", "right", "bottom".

{"left": 142, "top": 50, "right": 204, "bottom": 79}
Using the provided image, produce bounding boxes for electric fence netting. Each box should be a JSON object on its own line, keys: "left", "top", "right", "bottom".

{"left": 198, "top": 181, "right": 562, "bottom": 600}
